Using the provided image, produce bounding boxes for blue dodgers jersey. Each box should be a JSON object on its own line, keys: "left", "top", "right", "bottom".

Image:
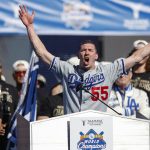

{"left": 49, "top": 57, "right": 126, "bottom": 114}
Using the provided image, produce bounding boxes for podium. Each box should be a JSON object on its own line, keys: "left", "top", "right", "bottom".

{"left": 17, "top": 110, "right": 150, "bottom": 150}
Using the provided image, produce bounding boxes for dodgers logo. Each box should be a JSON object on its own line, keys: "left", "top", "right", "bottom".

{"left": 68, "top": 73, "right": 105, "bottom": 90}
{"left": 125, "top": 97, "right": 140, "bottom": 116}
{"left": 84, "top": 74, "right": 105, "bottom": 89}
{"left": 77, "top": 129, "right": 106, "bottom": 150}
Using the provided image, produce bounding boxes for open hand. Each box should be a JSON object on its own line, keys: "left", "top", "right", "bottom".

{"left": 19, "top": 5, "right": 35, "bottom": 28}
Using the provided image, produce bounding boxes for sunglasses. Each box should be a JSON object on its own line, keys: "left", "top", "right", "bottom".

{"left": 15, "top": 70, "right": 26, "bottom": 76}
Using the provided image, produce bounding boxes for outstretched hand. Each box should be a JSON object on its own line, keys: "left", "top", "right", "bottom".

{"left": 19, "top": 5, "right": 35, "bottom": 28}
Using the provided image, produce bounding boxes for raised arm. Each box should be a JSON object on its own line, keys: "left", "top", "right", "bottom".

{"left": 19, "top": 5, "right": 54, "bottom": 65}
{"left": 125, "top": 43, "right": 150, "bottom": 70}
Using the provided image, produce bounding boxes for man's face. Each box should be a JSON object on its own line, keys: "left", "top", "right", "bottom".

{"left": 115, "top": 72, "right": 132, "bottom": 88}
{"left": 78, "top": 43, "right": 98, "bottom": 70}
{"left": 14, "top": 64, "right": 27, "bottom": 84}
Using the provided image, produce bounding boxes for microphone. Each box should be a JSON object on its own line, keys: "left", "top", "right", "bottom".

{"left": 76, "top": 82, "right": 122, "bottom": 116}
{"left": 76, "top": 81, "right": 84, "bottom": 92}
{"left": 76, "top": 74, "right": 84, "bottom": 92}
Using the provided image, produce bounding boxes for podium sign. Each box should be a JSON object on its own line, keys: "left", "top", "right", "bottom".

{"left": 70, "top": 117, "right": 113, "bottom": 150}
{"left": 17, "top": 110, "right": 150, "bottom": 150}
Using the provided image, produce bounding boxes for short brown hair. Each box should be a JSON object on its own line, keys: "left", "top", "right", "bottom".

{"left": 80, "top": 40, "right": 97, "bottom": 52}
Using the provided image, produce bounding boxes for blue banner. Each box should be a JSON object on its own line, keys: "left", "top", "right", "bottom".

{"left": 0, "top": 0, "right": 150, "bottom": 35}
{"left": 7, "top": 51, "right": 39, "bottom": 150}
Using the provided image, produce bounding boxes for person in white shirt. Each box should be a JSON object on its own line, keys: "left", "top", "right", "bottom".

{"left": 129, "top": 40, "right": 150, "bottom": 106}
{"left": 108, "top": 69, "right": 150, "bottom": 119}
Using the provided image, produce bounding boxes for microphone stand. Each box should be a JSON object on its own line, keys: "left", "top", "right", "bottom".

{"left": 78, "top": 85, "right": 122, "bottom": 116}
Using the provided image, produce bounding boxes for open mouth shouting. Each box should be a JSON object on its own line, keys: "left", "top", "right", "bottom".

{"left": 84, "top": 57, "right": 90, "bottom": 66}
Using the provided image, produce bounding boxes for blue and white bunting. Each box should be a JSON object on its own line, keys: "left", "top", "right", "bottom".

{"left": 7, "top": 51, "right": 39, "bottom": 150}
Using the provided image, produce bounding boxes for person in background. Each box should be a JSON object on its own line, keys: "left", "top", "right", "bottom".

{"left": 37, "top": 83, "right": 63, "bottom": 120}
{"left": 108, "top": 69, "right": 150, "bottom": 119}
{"left": 36, "top": 74, "right": 48, "bottom": 119}
{"left": 37, "top": 74, "right": 47, "bottom": 89}
{"left": 12, "top": 60, "right": 48, "bottom": 120}
{"left": 12, "top": 60, "right": 29, "bottom": 95}
{"left": 129, "top": 40, "right": 150, "bottom": 106}
{"left": 13, "top": 60, "right": 47, "bottom": 91}
{"left": 0, "top": 64, "right": 18, "bottom": 150}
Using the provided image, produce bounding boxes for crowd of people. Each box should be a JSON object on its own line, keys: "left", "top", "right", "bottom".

{"left": 0, "top": 4, "right": 150, "bottom": 150}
